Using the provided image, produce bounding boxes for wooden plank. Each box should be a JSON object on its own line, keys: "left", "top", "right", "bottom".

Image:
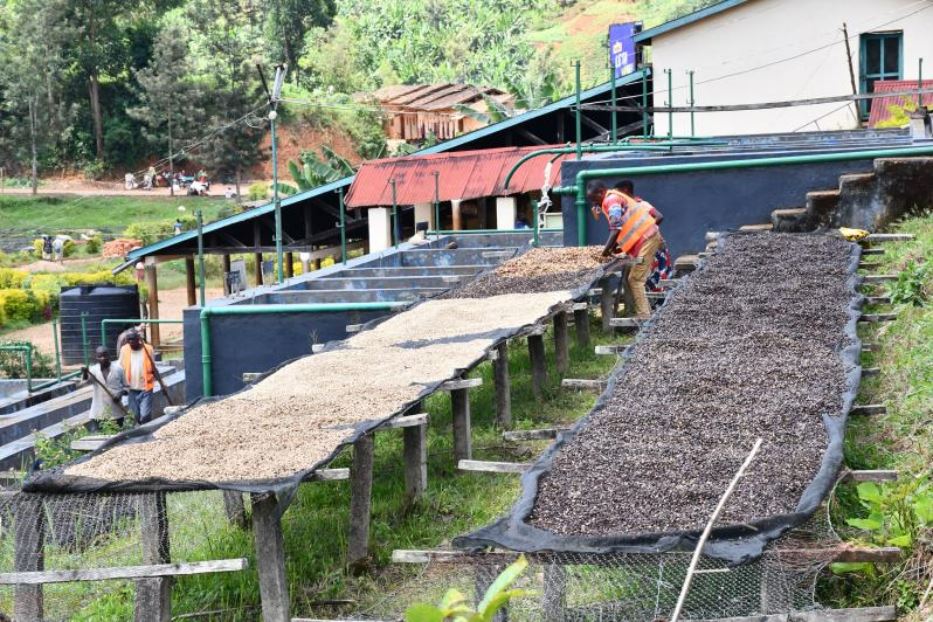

{"left": 862, "top": 367, "right": 881, "bottom": 377}
{"left": 861, "top": 275, "right": 898, "bottom": 283}
{"left": 571, "top": 302, "right": 588, "bottom": 311}
{"left": 136, "top": 492, "right": 171, "bottom": 622}
{"left": 403, "top": 421, "right": 427, "bottom": 501}
{"left": 528, "top": 334, "right": 548, "bottom": 400}
{"left": 222, "top": 491, "right": 248, "bottom": 529}
{"left": 595, "top": 344, "right": 629, "bottom": 356}
{"left": 379, "top": 414, "right": 428, "bottom": 430}
{"left": 311, "top": 344, "right": 326, "bottom": 353}
{"left": 840, "top": 470, "right": 899, "bottom": 483}
{"left": 493, "top": 342, "right": 511, "bottom": 429}
{"left": 458, "top": 460, "right": 529, "bottom": 474}
{"left": 859, "top": 313, "right": 897, "bottom": 323}
{"left": 553, "top": 311, "right": 570, "bottom": 375}
{"left": 311, "top": 469, "right": 349, "bottom": 481}
{"left": 0, "top": 559, "right": 248, "bottom": 585}
{"left": 864, "top": 233, "right": 914, "bottom": 242}
{"left": 451, "top": 386, "right": 472, "bottom": 462}
{"left": 561, "top": 379, "right": 606, "bottom": 392}
{"left": 345, "top": 324, "right": 363, "bottom": 334}
{"left": 348, "top": 435, "right": 374, "bottom": 566}
{"left": 778, "top": 546, "right": 902, "bottom": 563}
{"left": 251, "top": 492, "right": 290, "bottom": 622}
{"left": 861, "top": 343, "right": 880, "bottom": 352}
{"left": 685, "top": 605, "right": 897, "bottom": 621}
{"left": 850, "top": 404, "right": 886, "bottom": 416}
{"left": 70, "top": 438, "right": 113, "bottom": 451}
{"left": 242, "top": 372, "right": 263, "bottom": 383}
{"left": 860, "top": 248, "right": 885, "bottom": 255}
{"left": 865, "top": 296, "right": 891, "bottom": 305}
{"left": 502, "top": 428, "right": 567, "bottom": 441}
{"left": 599, "top": 277, "right": 615, "bottom": 331}
{"left": 485, "top": 348, "right": 499, "bottom": 361}
{"left": 738, "top": 223, "right": 773, "bottom": 232}
{"left": 859, "top": 261, "right": 882, "bottom": 270}
{"left": 440, "top": 378, "right": 482, "bottom": 391}
{"left": 609, "top": 317, "right": 645, "bottom": 329}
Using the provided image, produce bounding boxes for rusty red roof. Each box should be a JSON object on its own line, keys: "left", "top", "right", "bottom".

{"left": 373, "top": 83, "right": 509, "bottom": 111}
{"left": 345, "top": 145, "right": 570, "bottom": 208}
{"left": 868, "top": 80, "right": 933, "bottom": 128}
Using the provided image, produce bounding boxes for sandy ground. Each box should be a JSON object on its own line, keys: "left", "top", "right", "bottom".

{"left": 20, "top": 258, "right": 106, "bottom": 273}
{"left": 4, "top": 286, "right": 223, "bottom": 356}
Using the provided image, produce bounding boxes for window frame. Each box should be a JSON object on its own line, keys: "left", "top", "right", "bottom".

{"left": 859, "top": 31, "right": 904, "bottom": 119}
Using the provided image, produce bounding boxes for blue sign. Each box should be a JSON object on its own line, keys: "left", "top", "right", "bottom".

{"left": 609, "top": 23, "right": 639, "bottom": 78}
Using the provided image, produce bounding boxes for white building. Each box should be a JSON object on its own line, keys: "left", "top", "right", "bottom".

{"left": 634, "top": 0, "right": 933, "bottom": 136}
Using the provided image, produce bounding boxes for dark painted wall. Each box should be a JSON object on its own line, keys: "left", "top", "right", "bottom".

{"left": 560, "top": 150, "right": 878, "bottom": 257}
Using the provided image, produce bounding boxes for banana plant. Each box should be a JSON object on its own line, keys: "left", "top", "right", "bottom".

{"left": 404, "top": 555, "right": 532, "bottom": 622}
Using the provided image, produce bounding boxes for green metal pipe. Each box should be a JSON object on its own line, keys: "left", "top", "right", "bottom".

{"left": 31, "top": 370, "right": 81, "bottom": 393}
{"left": 338, "top": 187, "right": 347, "bottom": 265}
{"left": 199, "top": 302, "right": 407, "bottom": 397}
{"left": 196, "top": 208, "right": 206, "bottom": 306}
{"left": 610, "top": 63, "right": 618, "bottom": 143}
{"left": 572, "top": 144, "right": 933, "bottom": 246}
{"left": 390, "top": 178, "right": 399, "bottom": 248}
{"left": 574, "top": 60, "right": 582, "bottom": 160}
{"left": 426, "top": 228, "right": 563, "bottom": 236}
{"left": 101, "top": 318, "right": 183, "bottom": 353}
{"left": 52, "top": 319, "right": 61, "bottom": 380}
{"left": 687, "top": 70, "right": 696, "bottom": 138}
{"left": 642, "top": 70, "right": 649, "bottom": 138}
{"left": 665, "top": 68, "right": 673, "bottom": 141}
{"left": 918, "top": 58, "right": 924, "bottom": 109}
{"left": 272, "top": 114, "right": 284, "bottom": 284}
{"left": 80, "top": 312, "right": 89, "bottom": 367}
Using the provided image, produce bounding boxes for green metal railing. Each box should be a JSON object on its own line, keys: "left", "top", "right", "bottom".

{"left": 100, "top": 318, "right": 184, "bottom": 353}
{"left": 0, "top": 344, "right": 32, "bottom": 393}
{"left": 199, "top": 302, "right": 407, "bottom": 396}
{"left": 570, "top": 144, "right": 933, "bottom": 246}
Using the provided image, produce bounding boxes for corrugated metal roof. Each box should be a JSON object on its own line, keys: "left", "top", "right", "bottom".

{"left": 868, "top": 80, "right": 933, "bottom": 128}
{"left": 374, "top": 83, "right": 506, "bottom": 110}
{"left": 634, "top": 0, "right": 751, "bottom": 43}
{"left": 345, "top": 145, "right": 570, "bottom": 207}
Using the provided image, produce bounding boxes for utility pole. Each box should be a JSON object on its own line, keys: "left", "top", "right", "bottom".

{"left": 842, "top": 23, "right": 860, "bottom": 123}
{"left": 258, "top": 63, "right": 288, "bottom": 284}
{"left": 167, "top": 113, "right": 175, "bottom": 197}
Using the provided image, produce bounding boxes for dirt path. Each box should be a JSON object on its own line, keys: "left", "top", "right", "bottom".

{"left": 3, "top": 286, "right": 223, "bottom": 355}
{"left": 20, "top": 258, "right": 109, "bottom": 273}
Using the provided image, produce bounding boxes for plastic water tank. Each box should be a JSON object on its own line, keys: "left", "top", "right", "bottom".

{"left": 59, "top": 284, "right": 140, "bottom": 364}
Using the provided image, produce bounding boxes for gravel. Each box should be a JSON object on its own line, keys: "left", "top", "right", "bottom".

{"left": 65, "top": 288, "right": 584, "bottom": 485}
{"left": 527, "top": 233, "right": 858, "bottom": 536}
{"left": 446, "top": 247, "right": 610, "bottom": 298}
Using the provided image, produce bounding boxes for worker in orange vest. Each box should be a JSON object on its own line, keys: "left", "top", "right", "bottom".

{"left": 118, "top": 329, "right": 156, "bottom": 425}
{"left": 588, "top": 180, "right": 664, "bottom": 319}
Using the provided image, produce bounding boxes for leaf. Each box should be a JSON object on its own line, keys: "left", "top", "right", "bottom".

{"left": 438, "top": 588, "right": 468, "bottom": 611}
{"left": 478, "top": 589, "right": 534, "bottom": 620}
{"left": 476, "top": 555, "right": 528, "bottom": 614}
{"left": 830, "top": 562, "right": 873, "bottom": 575}
{"left": 913, "top": 494, "right": 933, "bottom": 525}
{"left": 846, "top": 516, "right": 883, "bottom": 531}
{"left": 886, "top": 534, "right": 912, "bottom": 548}
{"left": 857, "top": 482, "right": 882, "bottom": 505}
{"left": 404, "top": 603, "right": 446, "bottom": 622}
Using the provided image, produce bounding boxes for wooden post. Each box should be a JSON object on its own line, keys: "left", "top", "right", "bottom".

{"left": 250, "top": 492, "right": 290, "bottom": 622}
{"left": 253, "top": 252, "right": 263, "bottom": 287}
{"left": 222, "top": 491, "right": 248, "bottom": 529}
{"left": 145, "top": 259, "right": 161, "bottom": 348}
{"left": 312, "top": 258, "right": 321, "bottom": 271}
{"left": 348, "top": 434, "right": 374, "bottom": 567}
{"left": 493, "top": 342, "right": 512, "bottom": 429}
{"left": 451, "top": 199, "right": 463, "bottom": 231}
{"left": 221, "top": 253, "right": 232, "bottom": 296}
{"left": 553, "top": 311, "right": 569, "bottom": 375}
{"left": 135, "top": 492, "right": 171, "bottom": 622}
{"left": 573, "top": 307, "right": 590, "bottom": 349}
{"left": 285, "top": 252, "right": 294, "bottom": 278}
{"left": 542, "top": 563, "right": 567, "bottom": 622}
{"left": 528, "top": 334, "right": 547, "bottom": 400}
{"left": 474, "top": 564, "right": 508, "bottom": 622}
{"left": 599, "top": 277, "right": 614, "bottom": 331}
{"left": 451, "top": 383, "right": 472, "bottom": 462}
{"left": 184, "top": 257, "right": 197, "bottom": 307}
{"left": 13, "top": 494, "right": 44, "bottom": 622}
{"left": 403, "top": 423, "right": 427, "bottom": 501}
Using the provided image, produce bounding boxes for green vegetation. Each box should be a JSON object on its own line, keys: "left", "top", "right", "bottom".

{"left": 65, "top": 317, "right": 621, "bottom": 619}
{"left": 0, "top": 195, "right": 230, "bottom": 239}
{"left": 821, "top": 213, "right": 932, "bottom": 615}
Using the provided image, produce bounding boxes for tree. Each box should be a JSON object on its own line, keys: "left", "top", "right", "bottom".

{"left": 129, "top": 24, "right": 202, "bottom": 196}
{"left": 264, "top": 0, "right": 336, "bottom": 84}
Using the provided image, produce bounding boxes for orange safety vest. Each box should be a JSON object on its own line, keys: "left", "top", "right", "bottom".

{"left": 120, "top": 343, "right": 155, "bottom": 392}
{"left": 614, "top": 201, "right": 657, "bottom": 255}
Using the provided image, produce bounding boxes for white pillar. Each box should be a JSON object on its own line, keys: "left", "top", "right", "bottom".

{"left": 496, "top": 197, "right": 517, "bottom": 230}
{"left": 367, "top": 207, "right": 392, "bottom": 253}
{"left": 414, "top": 202, "right": 435, "bottom": 232}
{"left": 451, "top": 199, "right": 463, "bottom": 231}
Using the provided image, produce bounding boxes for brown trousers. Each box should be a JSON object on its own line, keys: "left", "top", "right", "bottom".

{"left": 626, "top": 232, "right": 662, "bottom": 318}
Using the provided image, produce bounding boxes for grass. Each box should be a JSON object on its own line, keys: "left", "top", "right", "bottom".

{"left": 59, "top": 312, "right": 624, "bottom": 619}
{"left": 819, "top": 212, "right": 933, "bottom": 614}
{"left": 0, "top": 195, "right": 233, "bottom": 238}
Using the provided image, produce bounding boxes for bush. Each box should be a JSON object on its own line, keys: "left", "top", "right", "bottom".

{"left": 247, "top": 182, "right": 269, "bottom": 201}
{"left": 33, "top": 238, "right": 44, "bottom": 256}
{"left": 0, "top": 340, "right": 55, "bottom": 379}
{"left": 0, "top": 268, "right": 27, "bottom": 289}
{"left": 125, "top": 216, "right": 196, "bottom": 246}
{"left": 62, "top": 239, "right": 76, "bottom": 258}
{"left": 82, "top": 159, "right": 107, "bottom": 181}
{"left": 0, "top": 289, "right": 51, "bottom": 325}
{"left": 85, "top": 236, "right": 102, "bottom": 255}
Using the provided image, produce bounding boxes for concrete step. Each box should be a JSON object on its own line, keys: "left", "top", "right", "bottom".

{"left": 805, "top": 190, "right": 841, "bottom": 229}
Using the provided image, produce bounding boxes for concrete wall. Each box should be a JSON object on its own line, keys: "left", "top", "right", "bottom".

{"left": 560, "top": 149, "right": 878, "bottom": 256}
{"left": 650, "top": 0, "right": 933, "bottom": 135}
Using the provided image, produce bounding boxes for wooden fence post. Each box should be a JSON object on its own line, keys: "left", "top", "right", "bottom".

{"left": 451, "top": 385, "right": 472, "bottom": 461}
{"left": 13, "top": 494, "right": 44, "bottom": 622}
{"left": 528, "top": 334, "right": 548, "bottom": 400}
{"left": 599, "top": 277, "right": 615, "bottom": 331}
{"left": 573, "top": 306, "right": 590, "bottom": 349}
{"left": 493, "top": 342, "right": 512, "bottom": 429}
{"left": 250, "top": 492, "right": 290, "bottom": 622}
{"left": 348, "top": 434, "right": 374, "bottom": 567}
{"left": 403, "top": 423, "right": 428, "bottom": 501}
{"left": 135, "top": 492, "right": 171, "bottom": 622}
{"left": 553, "top": 311, "right": 569, "bottom": 375}
{"left": 222, "top": 491, "right": 248, "bottom": 528}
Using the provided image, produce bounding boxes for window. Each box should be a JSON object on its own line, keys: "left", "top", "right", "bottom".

{"left": 860, "top": 32, "right": 902, "bottom": 119}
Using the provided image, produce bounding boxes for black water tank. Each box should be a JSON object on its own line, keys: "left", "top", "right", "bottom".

{"left": 60, "top": 284, "right": 140, "bottom": 364}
